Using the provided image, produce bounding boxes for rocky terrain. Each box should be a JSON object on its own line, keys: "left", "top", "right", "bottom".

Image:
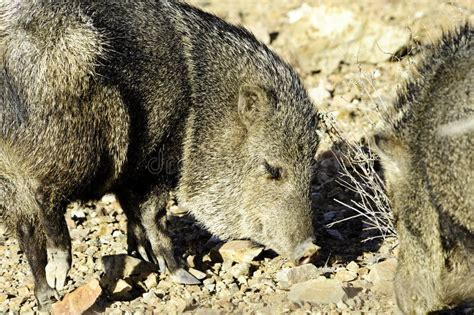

{"left": 0, "top": 0, "right": 472, "bottom": 314}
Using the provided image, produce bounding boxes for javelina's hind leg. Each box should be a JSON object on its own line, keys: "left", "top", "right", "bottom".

{"left": 116, "top": 188, "right": 199, "bottom": 284}
{"left": 16, "top": 219, "right": 58, "bottom": 309}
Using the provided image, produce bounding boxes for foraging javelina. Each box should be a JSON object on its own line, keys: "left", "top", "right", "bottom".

{"left": 0, "top": 0, "right": 320, "bottom": 307}
{"left": 375, "top": 24, "right": 473, "bottom": 314}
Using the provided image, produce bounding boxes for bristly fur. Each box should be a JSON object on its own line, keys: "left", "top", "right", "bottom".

{"left": 0, "top": 0, "right": 320, "bottom": 307}
{"left": 390, "top": 23, "right": 473, "bottom": 133}
{"left": 374, "top": 23, "right": 473, "bottom": 314}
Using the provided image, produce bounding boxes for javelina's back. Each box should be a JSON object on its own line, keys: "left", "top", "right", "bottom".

{"left": 375, "top": 24, "right": 473, "bottom": 313}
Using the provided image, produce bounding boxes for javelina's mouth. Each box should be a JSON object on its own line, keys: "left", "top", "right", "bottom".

{"left": 293, "top": 240, "right": 320, "bottom": 265}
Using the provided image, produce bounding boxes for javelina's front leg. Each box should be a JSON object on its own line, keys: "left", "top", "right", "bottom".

{"left": 36, "top": 192, "right": 72, "bottom": 293}
{"left": 16, "top": 219, "right": 58, "bottom": 309}
{"left": 116, "top": 188, "right": 199, "bottom": 284}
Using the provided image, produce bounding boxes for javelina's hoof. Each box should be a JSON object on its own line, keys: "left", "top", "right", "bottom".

{"left": 36, "top": 286, "right": 59, "bottom": 311}
{"left": 170, "top": 268, "right": 201, "bottom": 285}
{"left": 45, "top": 248, "right": 71, "bottom": 291}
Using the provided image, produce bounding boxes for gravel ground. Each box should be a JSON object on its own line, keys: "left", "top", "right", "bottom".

{"left": 0, "top": 0, "right": 472, "bottom": 314}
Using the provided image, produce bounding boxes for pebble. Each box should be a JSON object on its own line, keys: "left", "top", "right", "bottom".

{"left": 203, "top": 278, "right": 216, "bottom": 292}
{"left": 346, "top": 261, "right": 359, "bottom": 273}
{"left": 276, "top": 264, "right": 321, "bottom": 288}
{"left": 112, "top": 279, "right": 133, "bottom": 296}
{"left": 367, "top": 259, "right": 397, "bottom": 283}
{"left": 143, "top": 274, "right": 158, "bottom": 290}
{"left": 358, "top": 267, "right": 370, "bottom": 278}
{"left": 101, "top": 194, "right": 116, "bottom": 204}
{"left": 142, "top": 291, "right": 160, "bottom": 305}
{"left": 229, "top": 263, "right": 251, "bottom": 279}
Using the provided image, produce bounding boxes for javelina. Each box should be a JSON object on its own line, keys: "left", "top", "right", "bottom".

{"left": 0, "top": 0, "right": 320, "bottom": 307}
{"left": 374, "top": 24, "right": 473, "bottom": 314}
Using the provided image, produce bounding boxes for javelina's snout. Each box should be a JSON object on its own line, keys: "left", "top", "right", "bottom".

{"left": 292, "top": 238, "right": 320, "bottom": 265}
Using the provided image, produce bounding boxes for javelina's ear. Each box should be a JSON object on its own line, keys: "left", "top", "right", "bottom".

{"left": 372, "top": 132, "right": 408, "bottom": 177}
{"left": 238, "top": 84, "right": 275, "bottom": 127}
{"left": 373, "top": 132, "right": 395, "bottom": 159}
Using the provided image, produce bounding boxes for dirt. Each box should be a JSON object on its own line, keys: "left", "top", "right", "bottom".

{"left": 0, "top": 0, "right": 472, "bottom": 314}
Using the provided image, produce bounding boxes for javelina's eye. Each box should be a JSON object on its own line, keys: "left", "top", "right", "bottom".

{"left": 264, "top": 161, "right": 282, "bottom": 180}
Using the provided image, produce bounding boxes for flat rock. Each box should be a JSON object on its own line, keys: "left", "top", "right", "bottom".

{"left": 334, "top": 269, "right": 357, "bottom": 282}
{"left": 367, "top": 258, "right": 397, "bottom": 283}
{"left": 276, "top": 264, "right": 320, "bottom": 288}
{"left": 189, "top": 268, "right": 207, "bottom": 280}
{"left": 288, "top": 278, "right": 348, "bottom": 305}
{"left": 217, "top": 240, "right": 263, "bottom": 264}
{"left": 52, "top": 279, "right": 102, "bottom": 315}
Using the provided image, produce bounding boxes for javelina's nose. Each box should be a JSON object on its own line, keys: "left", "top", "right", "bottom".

{"left": 292, "top": 239, "right": 320, "bottom": 265}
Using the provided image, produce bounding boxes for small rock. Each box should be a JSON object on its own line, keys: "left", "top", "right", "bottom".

{"left": 70, "top": 208, "right": 86, "bottom": 220}
{"left": 52, "top": 279, "right": 102, "bottom": 315}
{"left": 288, "top": 278, "right": 348, "bottom": 305}
{"left": 229, "top": 263, "right": 251, "bottom": 279}
{"left": 157, "top": 280, "right": 173, "bottom": 289}
{"left": 358, "top": 267, "right": 370, "bottom": 278}
{"left": 237, "top": 276, "right": 247, "bottom": 285}
{"left": 203, "top": 278, "right": 216, "bottom": 292}
{"left": 337, "top": 301, "right": 348, "bottom": 310}
{"left": 142, "top": 291, "right": 160, "bottom": 305}
{"left": 217, "top": 240, "right": 263, "bottom": 264}
{"left": 143, "top": 274, "right": 158, "bottom": 290}
{"left": 186, "top": 255, "right": 197, "bottom": 268}
{"left": 189, "top": 268, "right": 207, "bottom": 280}
{"left": 367, "top": 258, "right": 397, "bottom": 283}
{"left": 346, "top": 261, "right": 359, "bottom": 273}
{"left": 221, "top": 260, "right": 233, "bottom": 272}
{"left": 228, "top": 283, "right": 239, "bottom": 294}
{"left": 326, "top": 229, "right": 344, "bottom": 240}
{"left": 334, "top": 269, "right": 357, "bottom": 282}
{"left": 111, "top": 230, "right": 123, "bottom": 238}
{"left": 323, "top": 211, "right": 338, "bottom": 222}
{"left": 111, "top": 279, "right": 133, "bottom": 297}
{"left": 167, "top": 297, "right": 187, "bottom": 313}
{"left": 17, "top": 287, "right": 29, "bottom": 297}
{"left": 276, "top": 264, "right": 320, "bottom": 288}
{"left": 100, "top": 194, "right": 116, "bottom": 204}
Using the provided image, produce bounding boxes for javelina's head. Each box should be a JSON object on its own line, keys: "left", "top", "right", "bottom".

{"left": 178, "top": 75, "right": 320, "bottom": 263}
